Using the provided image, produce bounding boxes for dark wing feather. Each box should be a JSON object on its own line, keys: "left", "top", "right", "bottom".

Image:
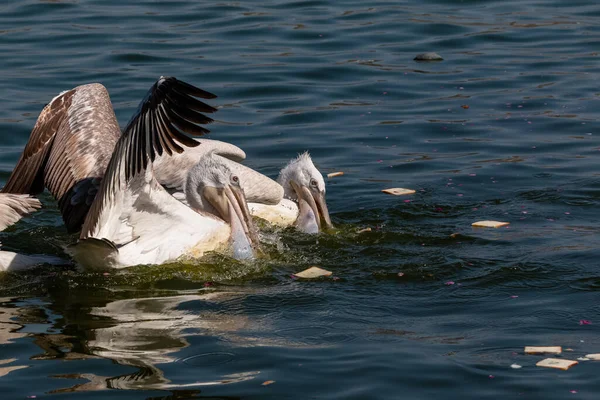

{"left": 2, "top": 84, "right": 121, "bottom": 232}
{"left": 80, "top": 77, "right": 217, "bottom": 239}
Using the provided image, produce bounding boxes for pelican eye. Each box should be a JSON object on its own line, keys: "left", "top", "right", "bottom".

{"left": 310, "top": 178, "right": 318, "bottom": 188}
{"left": 231, "top": 175, "right": 240, "bottom": 185}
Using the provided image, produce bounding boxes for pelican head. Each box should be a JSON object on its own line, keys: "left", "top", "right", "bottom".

{"left": 185, "top": 152, "right": 259, "bottom": 260}
{"left": 277, "top": 152, "right": 332, "bottom": 233}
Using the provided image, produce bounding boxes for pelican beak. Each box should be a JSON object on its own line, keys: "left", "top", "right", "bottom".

{"left": 203, "top": 185, "right": 260, "bottom": 259}
{"left": 290, "top": 181, "right": 333, "bottom": 233}
{"left": 313, "top": 189, "right": 332, "bottom": 230}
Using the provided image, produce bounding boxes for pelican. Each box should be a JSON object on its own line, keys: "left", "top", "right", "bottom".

{"left": 0, "top": 193, "right": 64, "bottom": 271}
{"left": 244, "top": 152, "right": 333, "bottom": 233}
{"left": 2, "top": 77, "right": 260, "bottom": 270}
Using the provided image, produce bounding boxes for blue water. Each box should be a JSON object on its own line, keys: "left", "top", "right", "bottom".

{"left": 1, "top": 0, "right": 600, "bottom": 398}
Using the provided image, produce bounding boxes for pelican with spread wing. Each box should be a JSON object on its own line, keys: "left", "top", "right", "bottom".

{"left": 2, "top": 77, "right": 260, "bottom": 270}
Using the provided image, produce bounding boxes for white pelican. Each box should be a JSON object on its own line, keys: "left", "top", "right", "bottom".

{"left": 245, "top": 152, "right": 332, "bottom": 233}
{"left": 0, "top": 193, "right": 64, "bottom": 271}
{"left": 2, "top": 77, "right": 260, "bottom": 270}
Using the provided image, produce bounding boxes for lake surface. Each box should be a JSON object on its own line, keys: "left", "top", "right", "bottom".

{"left": 1, "top": 0, "right": 600, "bottom": 398}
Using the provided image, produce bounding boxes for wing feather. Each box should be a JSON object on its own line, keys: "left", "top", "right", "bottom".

{"left": 217, "top": 156, "right": 284, "bottom": 205}
{"left": 81, "top": 77, "right": 217, "bottom": 239}
{"left": 170, "top": 104, "right": 214, "bottom": 125}
{"left": 0, "top": 193, "right": 41, "bottom": 231}
{"left": 165, "top": 105, "right": 211, "bottom": 136}
{"left": 1, "top": 90, "right": 74, "bottom": 194}
{"left": 170, "top": 88, "right": 217, "bottom": 113}
{"left": 154, "top": 139, "right": 247, "bottom": 191}
{"left": 2, "top": 84, "right": 121, "bottom": 232}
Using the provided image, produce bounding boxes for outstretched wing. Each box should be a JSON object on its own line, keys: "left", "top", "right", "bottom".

{"left": 217, "top": 156, "right": 283, "bottom": 205}
{"left": 81, "top": 77, "right": 218, "bottom": 240}
{"left": 0, "top": 193, "right": 41, "bottom": 231}
{"left": 154, "top": 138, "right": 246, "bottom": 191}
{"left": 1, "top": 84, "right": 121, "bottom": 232}
{"left": 154, "top": 138, "right": 283, "bottom": 205}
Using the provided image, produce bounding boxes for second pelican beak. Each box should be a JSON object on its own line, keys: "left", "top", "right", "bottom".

{"left": 290, "top": 181, "right": 333, "bottom": 233}
{"left": 203, "top": 185, "right": 260, "bottom": 259}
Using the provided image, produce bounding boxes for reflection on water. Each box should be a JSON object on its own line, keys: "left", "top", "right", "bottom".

{"left": 0, "top": 298, "right": 27, "bottom": 346}
{"left": 0, "top": 358, "right": 27, "bottom": 379}
{"left": 83, "top": 293, "right": 259, "bottom": 391}
{"left": 0, "top": 289, "right": 336, "bottom": 395}
{"left": 5, "top": 291, "right": 263, "bottom": 393}
{"left": 0, "top": 299, "right": 29, "bottom": 378}
{"left": 1, "top": 293, "right": 259, "bottom": 393}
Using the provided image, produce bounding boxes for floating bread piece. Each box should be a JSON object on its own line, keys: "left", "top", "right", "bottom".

{"left": 357, "top": 227, "right": 372, "bottom": 233}
{"left": 382, "top": 188, "right": 416, "bottom": 196}
{"left": 262, "top": 380, "right": 275, "bottom": 386}
{"left": 472, "top": 220, "right": 510, "bottom": 228}
{"left": 584, "top": 354, "right": 600, "bottom": 360}
{"left": 525, "top": 346, "right": 562, "bottom": 354}
{"left": 414, "top": 52, "right": 443, "bottom": 61}
{"left": 293, "top": 266, "right": 332, "bottom": 279}
{"left": 327, "top": 171, "right": 344, "bottom": 178}
{"left": 536, "top": 358, "right": 578, "bottom": 370}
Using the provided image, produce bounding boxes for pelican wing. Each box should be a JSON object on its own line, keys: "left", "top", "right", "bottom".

{"left": 1, "top": 84, "right": 121, "bottom": 232}
{"left": 0, "top": 193, "right": 41, "bottom": 231}
{"left": 154, "top": 138, "right": 246, "bottom": 190}
{"left": 216, "top": 156, "right": 283, "bottom": 204}
{"left": 81, "top": 77, "right": 217, "bottom": 241}
{"left": 156, "top": 139, "right": 283, "bottom": 205}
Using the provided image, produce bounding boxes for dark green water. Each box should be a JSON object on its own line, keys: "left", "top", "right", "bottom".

{"left": 1, "top": 0, "right": 600, "bottom": 398}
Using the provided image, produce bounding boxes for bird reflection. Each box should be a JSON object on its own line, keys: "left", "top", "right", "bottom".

{"left": 50, "top": 292, "right": 259, "bottom": 394}
{"left": 0, "top": 300, "right": 29, "bottom": 377}
{"left": 4, "top": 288, "right": 325, "bottom": 395}
{"left": 0, "top": 297, "right": 28, "bottom": 346}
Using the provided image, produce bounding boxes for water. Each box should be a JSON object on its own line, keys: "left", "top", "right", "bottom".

{"left": 1, "top": 0, "right": 600, "bottom": 398}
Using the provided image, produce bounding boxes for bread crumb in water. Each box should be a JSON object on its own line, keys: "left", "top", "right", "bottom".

{"left": 293, "top": 266, "right": 333, "bottom": 279}
{"left": 382, "top": 188, "right": 416, "bottom": 196}
{"left": 472, "top": 221, "right": 510, "bottom": 228}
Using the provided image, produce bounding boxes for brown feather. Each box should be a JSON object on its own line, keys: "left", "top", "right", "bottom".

{"left": 1, "top": 90, "right": 74, "bottom": 194}
{"left": 2, "top": 84, "right": 120, "bottom": 232}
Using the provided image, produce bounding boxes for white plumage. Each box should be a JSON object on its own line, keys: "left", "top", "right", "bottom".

{"left": 248, "top": 152, "right": 332, "bottom": 233}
